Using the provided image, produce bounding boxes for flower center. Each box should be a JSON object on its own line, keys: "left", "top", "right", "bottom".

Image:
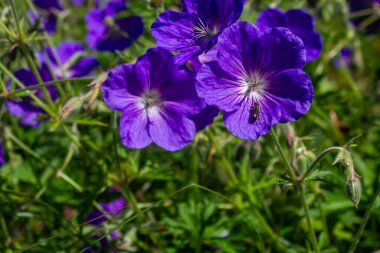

{"left": 244, "top": 73, "right": 266, "bottom": 97}
{"left": 192, "top": 17, "right": 219, "bottom": 44}
{"left": 141, "top": 90, "right": 161, "bottom": 110}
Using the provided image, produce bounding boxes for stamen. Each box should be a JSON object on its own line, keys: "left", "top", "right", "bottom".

{"left": 191, "top": 17, "right": 219, "bottom": 44}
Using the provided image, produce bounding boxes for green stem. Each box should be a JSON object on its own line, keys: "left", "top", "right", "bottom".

{"left": 270, "top": 128, "right": 320, "bottom": 253}
{"left": 347, "top": 185, "right": 380, "bottom": 253}
{"left": 111, "top": 111, "right": 142, "bottom": 218}
{"left": 301, "top": 147, "right": 345, "bottom": 182}
{"left": 21, "top": 45, "right": 55, "bottom": 107}
{"left": 2, "top": 77, "right": 94, "bottom": 98}
{"left": 10, "top": 0, "right": 54, "bottom": 108}
{"left": 121, "top": 186, "right": 142, "bottom": 219}
{"left": 0, "top": 62, "right": 56, "bottom": 117}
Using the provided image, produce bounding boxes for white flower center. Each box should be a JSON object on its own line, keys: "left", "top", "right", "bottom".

{"left": 140, "top": 90, "right": 162, "bottom": 110}
{"left": 243, "top": 73, "right": 267, "bottom": 99}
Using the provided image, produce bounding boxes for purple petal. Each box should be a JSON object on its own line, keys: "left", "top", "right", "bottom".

{"left": 223, "top": 97, "right": 276, "bottom": 140}
{"left": 120, "top": 105, "right": 152, "bottom": 149}
{"left": 265, "top": 69, "right": 314, "bottom": 123}
{"left": 255, "top": 27, "right": 306, "bottom": 73}
{"left": 196, "top": 62, "right": 245, "bottom": 111}
{"left": 71, "top": 0, "right": 85, "bottom": 6}
{"left": 285, "top": 10, "right": 322, "bottom": 62}
{"left": 6, "top": 100, "right": 42, "bottom": 127}
{"left": 195, "top": 0, "right": 245, "bottom": 28}
{"left": 286, "top": 9, "right": 314, "bottom": 30}
{"left": 44, "top": 13, "right": 58, "bottom": 34}
{"left": 102, "top": 64, "right": 142, "bottom": 111}
{"left": 151, "top": 11, "right": 201, "bottom": 64}
{"left": 182, "top": 0, "right": 196, "bottom": 13}
{"left": 256, "top": 8, "right": 287, "bottom": 29}
{"left": 33, "top": 0, "right": 63, "bottom": 11}
{"left": 148, "top": 109, "right": 196, "bottom": 151}
{"left": 190, "top": 105, "right": 219, "bottom": 131}
{"left": 69, "top": 57, "right": 98, "bottom": 77}
{"left": 216, "top": 21, "right": 260, "bottom": 77}
{"left": 100, "top": 197, "right": 126, "bottom": 215}
{"left": 56, "top": 41, "right": 85, "bottom": 65}
{"left": 257, "top": 8, "right": 322, "bottom": 62}
{"left": 0, "top": 143, "right": 4, "bottom": 167}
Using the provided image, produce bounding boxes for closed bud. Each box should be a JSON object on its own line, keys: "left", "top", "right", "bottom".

{"left": 333, "top": 148, "right": 353, "bottom": 169}
{"left": 345, "top": 172, "right": 362, "bottom": 208}
{"left": 85, "top": 72, "right": 108, "bottom": 111}
{"left": 59, "top": 96, "right": 83, "bottom": 119}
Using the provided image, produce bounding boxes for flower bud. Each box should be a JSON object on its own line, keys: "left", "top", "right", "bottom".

{"left": 333, "top": 148, "right": 353, "bottom": 169}
{"left": 85, "top": 72, "right": 108, "bottom": 111}
{"left": 59, "top": 96, "right": 83, "bottom": 119}
{"left": 345, "top": 172, "right": 362, "bottom": 208}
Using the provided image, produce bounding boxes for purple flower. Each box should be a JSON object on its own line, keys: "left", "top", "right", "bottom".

{"left": 85, "top": 0, "right": 144, "bottom": 52}
{"left": 33, "top": 0, "right": 63, "bottom": 10}
{"left": 151, "top": 0, "right": 245, "bottom": 64}
{"left": 86, "top": 197, "right": 126, "bottom": 226}
{"left": 85, "top": 197, "right": 126, "bottom": 252}
{"left": 256, "top": 8, "right": 323, "bottom": 62}
{"left": 0, "top": 142, "right": 4, "bottom": 167}
{"left": 71, "top": 0, "right": 85, "bottom": 6}
{"left": 196, "top": 21, "right": 314, "bottom": 140}
{"left": 31, "top": 0, "right": 63, "bottom": 34}
{"left": 37, "top": 41, "right": 98, "bottom": 78}
{"left": 350, "top": 0, "right": 380, "bottom": 34}
{"left": 333, "top": 47, "right": 353, "bottom": 68}
{"left": 102, "top": 48, "right": 206, "bottom": 151}
{"left": 6, "top": 67, "right": 56, "bottom": 126}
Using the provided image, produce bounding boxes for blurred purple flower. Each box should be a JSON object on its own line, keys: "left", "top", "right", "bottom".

{"left": 6, "top": 67, "right": 56, "bottom": 126}
{"left": 7, "top": 41, "right": 97, "bottom": 126}
{"left": 257, "top": 8, "right": 323, "bottom": 62}
{"left": 196, "top": 22, "right": 314, "bottom": 140}
{"left": 87, "top": 197, "right": 126, "bottom": 226}
{"left": 71, "top": 0, "right": 85, "bottom": 6}
{"left": 37, "top": 41, "right": 98, "bottom": 78}
{"left": 85, "top": 0, "right": 144, "bottom": 52}
{"left": 102, "top": 48, "right": 206, "bottom": 151}
{"left": 0, "top": 142, "right": 4, "bottom": 167}
{"left": 151, "top": 0, "right": 245, "bottom": 64}
{"left": 85, "top": 197, "right": 126, "bottom": 253}
{"left": 333, "top": 47, "right": 353, "bottom": 68}
{"left": 31, "top": 0, "right": 63, "bottom": 34}
{"left": 350, "top": 0, "right": 380, "bottom": 34}
{"left": 33, "top": 0, "right": 63, "bottom": 10}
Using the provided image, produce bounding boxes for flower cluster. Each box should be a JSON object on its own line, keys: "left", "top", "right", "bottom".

{"left": 7, "top": 42, "right": 98, "bottom": 126}
{"left": 102, "top": 0, "right": 319, "bottom": 151}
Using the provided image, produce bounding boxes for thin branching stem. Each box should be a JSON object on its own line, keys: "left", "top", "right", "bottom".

{"left": 9, "top": 0, "right": 54, "bottom": 107}
{"left": 301, "top": 147, "right": 345, "bottom": 182}
{"left": 2, "top": 77, "right": 95, "bottom": 98}
{"left": 270, "top": 128, "right": 320, "bottom": 253}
